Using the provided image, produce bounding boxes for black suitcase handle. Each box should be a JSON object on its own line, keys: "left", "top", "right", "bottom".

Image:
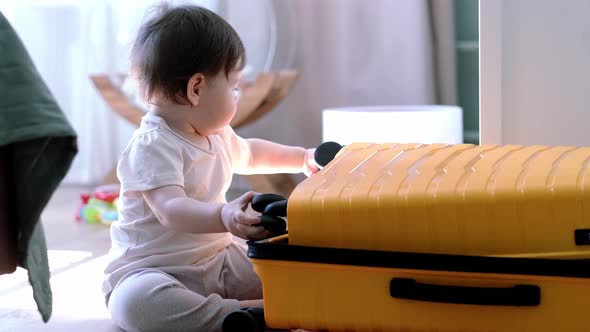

{"left": 251, "top": 193, "right": 287, "bottom": 213}
{"left": 262, "top": 199, "right": 287, "bottom": 217}
{"left": 251, "top": 194, "right": 288, "bottom": 234}
{"left": 390, "top": 278, "right": 540, "bottom": 306}
{"left": 256, "top": 215, "right": 287, "bottom": 233}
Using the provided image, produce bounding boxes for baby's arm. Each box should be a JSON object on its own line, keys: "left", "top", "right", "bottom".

{"left": 244, "top": 138, "right": 319, "bottom": 176}
{"left": 143, "top": 185, "right": 269, "bottom": 240}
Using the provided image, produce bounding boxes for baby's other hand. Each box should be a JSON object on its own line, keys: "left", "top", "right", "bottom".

{"left": 303, "top": 148, "right": 320, "bottom": 177}
{"left": 221, "top": 191, "right": 269, "bottom": 240}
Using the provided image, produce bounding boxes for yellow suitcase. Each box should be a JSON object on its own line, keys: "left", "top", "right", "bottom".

{"left": 289, "top": 143, "right": 590, "bottom": 258}
{"left": 248, "top": 234, "right": 590, "bottom": 332}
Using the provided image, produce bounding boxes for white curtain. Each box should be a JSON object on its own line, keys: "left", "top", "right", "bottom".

{"left": 0, "top": 0, "right": 217, "bottom": 185}
{"left": 0, "top": 0, "right": 455, "bottom": 186}
{"left": 235, "top": 0, "right": 456, "bottom": 151}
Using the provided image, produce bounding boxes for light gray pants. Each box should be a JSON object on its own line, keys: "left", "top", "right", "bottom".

{"left": 107, "top": 241, "right": 262, "bottom": 332}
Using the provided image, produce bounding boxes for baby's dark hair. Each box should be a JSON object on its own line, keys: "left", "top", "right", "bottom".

{"left": 130, "top": 4, "right": 245, "bottom": 104}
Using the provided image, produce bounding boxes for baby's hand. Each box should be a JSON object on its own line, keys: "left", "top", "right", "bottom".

{"left": 221, "top": 191, "right": 269, "bottom": 240}
{"left": 303, "top": 148, "right": 320, "bottom": 177}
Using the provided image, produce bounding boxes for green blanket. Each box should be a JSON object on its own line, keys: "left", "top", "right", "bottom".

{"left": 0, "top": 11, "right": 77, "bottom": 322}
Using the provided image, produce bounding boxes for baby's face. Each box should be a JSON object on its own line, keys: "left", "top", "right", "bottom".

{"left": 191, "top": 68, "right": 241, "bottom": 136}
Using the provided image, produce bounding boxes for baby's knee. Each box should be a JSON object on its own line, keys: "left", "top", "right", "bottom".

{"left": 108, "top": 286, "right": 157, "bottom": 331}
{"left": 108, "top": 271, "right": 183, "bottom": 332}
{"left": 107, "top": 269, "right": 242, "bottom": 332}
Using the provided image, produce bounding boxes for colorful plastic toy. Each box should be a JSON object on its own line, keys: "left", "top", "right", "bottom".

{"left": 76, "top": 184, "right": 119, "bottom": 225}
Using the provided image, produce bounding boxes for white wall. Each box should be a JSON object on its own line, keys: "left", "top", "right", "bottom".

{"left": 480, "top": 0, "right": 590, "bottom": 146}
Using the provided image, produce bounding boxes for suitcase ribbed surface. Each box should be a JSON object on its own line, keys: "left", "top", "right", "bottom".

{"left": 289, "top": 143, "right": 590, "bottom": 257}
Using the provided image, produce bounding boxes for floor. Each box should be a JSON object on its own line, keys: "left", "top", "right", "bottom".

{"left": 0, "top": 185, "right": 121, "bottom": 332}
{"left": 0, "top": 185, "right": 306, "bottom": 332}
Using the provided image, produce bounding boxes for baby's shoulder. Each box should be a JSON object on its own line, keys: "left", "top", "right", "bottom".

{"left": 122, "top": 127, "right": 182, "bottom": 157}
{"left": 133, "top": 126, "right": 176, "bottom": 144}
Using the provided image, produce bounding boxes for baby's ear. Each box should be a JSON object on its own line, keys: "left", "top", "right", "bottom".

{"left": 186, "top": 73, "right": 205, "bottom": 106}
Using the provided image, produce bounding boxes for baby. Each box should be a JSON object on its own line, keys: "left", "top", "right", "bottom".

{"left": 103, "top": 4, "right": 317, "bottom": 331}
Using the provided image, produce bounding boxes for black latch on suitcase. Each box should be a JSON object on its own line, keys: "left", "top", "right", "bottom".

{"left": 575, "top": 229, "right": 590, "bottom": 245}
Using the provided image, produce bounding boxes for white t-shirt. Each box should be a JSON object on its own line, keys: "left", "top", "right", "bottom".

{"left": 103, "top": 112, "right": 251, "bottom": 295}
